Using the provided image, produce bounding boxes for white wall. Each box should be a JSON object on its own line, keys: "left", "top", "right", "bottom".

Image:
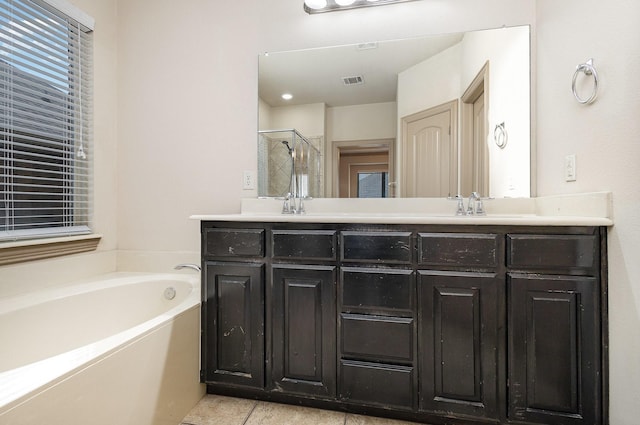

{"left": 536, "top": 0, "right": 640, "bottom": 423}
{"left": 397, "top": 44, "right": 462, "bottom": 119}
{"left": 3, "top": 0, "right": 639, "bottom": 422}
{"left": 397, "top": 26, "right": 530, "bottom": 198}
{"left": 460, "top": 26, "right": 531, "bottom": 197}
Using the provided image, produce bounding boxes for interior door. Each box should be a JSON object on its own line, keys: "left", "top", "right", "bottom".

{"left": 402, "top": 101, "right": 457, "bottom": 197}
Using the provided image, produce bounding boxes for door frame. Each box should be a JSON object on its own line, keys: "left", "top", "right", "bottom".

{"left": 460, "top": 61, "right": 490, "bottom": 197}
{"left": 400, "top": 99, "right": 458, "bottom": 197}
{"left": 329, "top": 139, "right": 395, "bottom": 198}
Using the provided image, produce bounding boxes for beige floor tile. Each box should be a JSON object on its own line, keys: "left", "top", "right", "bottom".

{"left": 345, "top": 413, "right": 426, "bottom": 425}
{"left": 244, "top": 401, "right": 346, "bottom": 425}
{"left": 181, "top": 394, "right": 257, "bottom": 425}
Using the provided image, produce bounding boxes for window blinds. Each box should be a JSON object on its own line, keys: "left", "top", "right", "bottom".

{"left": 0, "top": 0, "right": 93, "bottom": 241}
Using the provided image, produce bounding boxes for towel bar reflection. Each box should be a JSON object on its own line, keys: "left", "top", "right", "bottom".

{"left": 572, "top": 58, "right": 598, "bottom": 104}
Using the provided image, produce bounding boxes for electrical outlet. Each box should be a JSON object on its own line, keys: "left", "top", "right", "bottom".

{"left": 242, "top": 170, "right": 255, "bottom": 190}
{"left": 565, "top": 154, "right": 576, "bottom": 182}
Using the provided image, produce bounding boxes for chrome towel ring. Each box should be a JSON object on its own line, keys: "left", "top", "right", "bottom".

{"left": 572, "top": 58, "right": 599, "bottom": 104}
{"left": 494, "top": 122, "right": 508, "bottom": 149}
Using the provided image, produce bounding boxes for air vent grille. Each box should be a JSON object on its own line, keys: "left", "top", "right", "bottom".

{"left": 342, "top": 75, "right": 364, "bottom": 86}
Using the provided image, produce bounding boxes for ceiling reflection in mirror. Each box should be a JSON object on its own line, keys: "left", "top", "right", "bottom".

{"left": 258, "top": 25, "right": 531, "bottom": 199}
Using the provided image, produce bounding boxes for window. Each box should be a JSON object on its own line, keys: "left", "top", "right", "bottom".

{"left": 357, "top": 172, "right": 389, "bottom": 198}
{"left": 0, "top": 0, "right": 93, "bottom": 242}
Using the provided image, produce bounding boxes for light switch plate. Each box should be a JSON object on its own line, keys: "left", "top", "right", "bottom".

{"left": 565, "top": 154, "right": 576, "bottom": 182}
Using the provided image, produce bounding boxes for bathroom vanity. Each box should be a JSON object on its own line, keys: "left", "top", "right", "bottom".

{"left": 194, "top": 195, "right": 610, "bottom": 425}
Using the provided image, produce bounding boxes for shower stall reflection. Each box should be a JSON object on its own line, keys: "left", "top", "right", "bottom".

{"left": 258, "top": 129, "right": 323, "bottom": 203}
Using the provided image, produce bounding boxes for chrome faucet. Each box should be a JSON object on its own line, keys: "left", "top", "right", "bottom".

{"left": 282, "top": 192, "right": 293, "bottom": 214}
{"left": 449, "top": 195, "right": 466, "bottom": 216}
{"left": 466, "top": 192, "right": 487, "bottom": 216}
{"left": 174, "top": 263, "right": 201, "bottom": 272}
{"left": 282, "top": 192, "right": 306, "bottom": 214}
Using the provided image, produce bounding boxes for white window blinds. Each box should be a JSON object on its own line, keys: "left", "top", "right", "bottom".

{"left": 0, "top": 0, "right": 93, "bottom": 241}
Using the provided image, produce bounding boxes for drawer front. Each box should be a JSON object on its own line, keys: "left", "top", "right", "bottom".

{"left": 341, "top": 313, "right": 413, "bottom": 363}
{"left": 341, "top": 231, "right": 413, "bottom": 264}
{"left": 341, "top": 267, "right": 414, "bottom": 315}
{"left": 272, "top": 230, "right": 337, "bottom": 261}
{"left": 418, "top": 233, "right": 499, "bottom": 268}
{"left": 340, "top": 360, "right": 415, "bottom": 410}
{"left": 204, "top": 228, "right": 264, "bottom": 258}
{"left": 507, "top": 234, "right": 598, "bottom": 272}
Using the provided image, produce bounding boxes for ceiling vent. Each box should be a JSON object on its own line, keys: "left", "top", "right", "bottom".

{"left": 356, "top": 42, "right": 378, "bottom": 51}
{"left": 342, "top": 75, "right": 364, "bottom": 86}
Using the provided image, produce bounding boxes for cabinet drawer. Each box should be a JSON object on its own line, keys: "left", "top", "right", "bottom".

{"left": 272, "top": 230, "right": 337, "bottom": 261}
{"left": 507, "top": 234, "right": 598, "bottom": 272}
{"left": 341, "top": 313, "right": 413, "bottom": 363}
{"left": 340, "top": 360, "right": 415, "bottom": 410}
{"left": 341, "top": 267, "right": 414, "bottom": 315}
{"left": 418, "top": 233, "right": 499, "bottom": 268}
{"left": 341, "top": 231, "right": 413, "bottom": 264}
{"left": 204, "top": 228, "right": 264, "bottom": 258}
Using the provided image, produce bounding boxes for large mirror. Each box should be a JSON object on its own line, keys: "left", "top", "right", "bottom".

{"left": 258, "top": 25, "right": 531, "bottom": 199}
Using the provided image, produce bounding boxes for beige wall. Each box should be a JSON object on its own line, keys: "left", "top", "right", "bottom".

{"left": 3, "top": 0, "right": 640, "bottom": 422}
{"left": 536, "top": 0, "right": 640, "bottom": 423}
{"left": 327, "top": 102, "right": 397, "bottom": 141}
{"left": 265, "top": 102, "right": 326, "bottom": 137}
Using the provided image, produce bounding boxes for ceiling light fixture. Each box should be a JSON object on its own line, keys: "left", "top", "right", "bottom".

{"left": 304, "top": 0, "right": 419, "bottom": 14}
{"left": 281, "top": 93, "right": 293, "bottom": 100}
{"left": 304, "top": 0, "right": 328, "bottom": 9}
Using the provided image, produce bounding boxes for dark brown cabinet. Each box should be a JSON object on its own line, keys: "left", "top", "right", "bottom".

{"left": 271, "top": 264, "right": 336, "bottom": 398}
{"left": 507, "top": 230, "right": 603, "bottom": 425}
{"left": 200, "top": 221, "right": 607, "bottom": 425}
{"left": 202, "top": 261, "right": 265, "bottom": 388}
{"left": 338, "top": 232, "right": 417, "bottom": 411}
{"left": 418, "top": 271, "right": 500, "bottom": 419}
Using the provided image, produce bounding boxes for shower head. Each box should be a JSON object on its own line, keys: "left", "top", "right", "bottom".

{"left": 281, "top": 141, "right": 293, "bottom": 155}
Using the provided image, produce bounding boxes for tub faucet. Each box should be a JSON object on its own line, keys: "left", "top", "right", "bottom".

{"left": 174, "top": 263, "right": 201, "bottom": 272}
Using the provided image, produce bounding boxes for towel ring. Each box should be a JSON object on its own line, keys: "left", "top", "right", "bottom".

{"left": 572, "top": 58, "right": 598, "bottom": 104}
{"left": 494, "top": 122, "right": 508, "bottom": 149}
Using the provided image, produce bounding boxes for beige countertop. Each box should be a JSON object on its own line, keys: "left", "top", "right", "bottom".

{"left": 191, "top": 192, "right": 613, "bottom": 227}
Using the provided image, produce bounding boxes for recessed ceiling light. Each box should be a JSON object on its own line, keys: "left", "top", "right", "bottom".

{"left": 281, "top": 93, "right": 293, "bottom": 100}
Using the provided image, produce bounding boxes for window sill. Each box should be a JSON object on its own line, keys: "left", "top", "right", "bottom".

{"left": 0, "top": 234, "right": 102, "bottom": 266}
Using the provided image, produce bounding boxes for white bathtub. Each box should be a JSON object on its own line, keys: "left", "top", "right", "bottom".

{"left": 0, "top": 272, "right": 205, "bottom": 425}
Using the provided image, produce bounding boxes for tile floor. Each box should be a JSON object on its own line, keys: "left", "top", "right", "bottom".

{"left": 181, "top": 394, "right": 426, "bottom": 425}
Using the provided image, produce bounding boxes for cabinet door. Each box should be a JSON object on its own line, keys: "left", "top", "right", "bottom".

{"left": 202, "top": 262, "right": 264, "bottom": 388}
{"left": 508, "top": 274, "right": 601, "bottom": 425}
{"left": 272, "top": 265, "right": 337, "bottom": 398}
{"left": 418, "top": 270, "right": 500, "bottom": 419}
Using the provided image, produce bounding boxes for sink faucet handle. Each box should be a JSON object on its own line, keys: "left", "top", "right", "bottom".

{"left": 474, "top": 194, "right": 493, "bottom": 216}
{"left": 475, "top": 198, "right": 486, "bottom": 215}
{"left": 448, "top": 195, "right": 466, "bottom": 216}
{"left": 282, "top": 192, "right": 292, "bottom": 214}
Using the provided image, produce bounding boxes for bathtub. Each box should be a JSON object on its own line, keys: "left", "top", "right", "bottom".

{"left": 0, "top": 272, "right": 205, "bottom": 425}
